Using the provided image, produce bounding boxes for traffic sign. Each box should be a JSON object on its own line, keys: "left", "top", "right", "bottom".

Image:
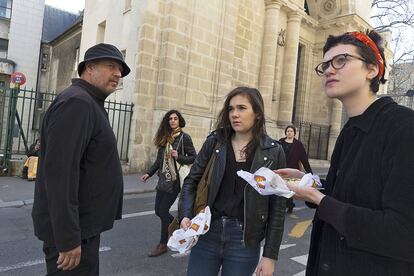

{"left": 11, "top": 72, "right": 26, "bottom": 86}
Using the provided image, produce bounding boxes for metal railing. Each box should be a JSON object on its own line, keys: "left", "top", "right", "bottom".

{"left": 296, "top": 121, "right": 331, "bottom": 160}
{"left": 0, "top": 88, "right": 133, "bottom": 171}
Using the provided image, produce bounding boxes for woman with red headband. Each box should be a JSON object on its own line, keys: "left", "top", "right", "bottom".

{"left": 276, "top": 30, "right": 414, "bottom": 275}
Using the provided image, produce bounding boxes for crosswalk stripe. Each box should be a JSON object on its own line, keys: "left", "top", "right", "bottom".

{"left": 288, "top": 220, "right": 312, "bottom": 238}
{"left": 291, "top": 254, "right": 308, "bottom": 266}
{"left": 280, "top": 244, "right": 296, "bottom": 250}
{"left": 0, "top": 247, "right": 111, "bottom": 272}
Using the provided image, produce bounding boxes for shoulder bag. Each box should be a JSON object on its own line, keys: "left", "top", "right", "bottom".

{"left": 168, "top": 143, "right": 218, "bottom": 237}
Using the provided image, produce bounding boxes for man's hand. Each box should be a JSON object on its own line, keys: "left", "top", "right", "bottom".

{"left": 57, "top": 245, "right": 81, "bottom": 271}
{"left": 255, "top": 257, "right": 275, "bottom": 276}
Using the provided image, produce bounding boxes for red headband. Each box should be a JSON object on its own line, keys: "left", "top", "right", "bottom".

{"left": 347, "top": 32, "right": 384, "bottom": 79}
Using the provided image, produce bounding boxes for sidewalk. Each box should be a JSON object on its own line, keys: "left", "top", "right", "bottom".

{"left": 0, "top": 163, "right": 329, "bottom": 208}
{"left": 0, "top": 173, "right": 158, "bottom": 208}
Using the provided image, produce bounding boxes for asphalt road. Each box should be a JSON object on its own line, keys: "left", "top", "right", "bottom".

{"left": 0, "top": 193, "right": 315, "bottom": 276}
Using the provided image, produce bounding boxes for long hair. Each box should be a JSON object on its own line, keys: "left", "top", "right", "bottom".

{"left": 215, "top": 87, "right": 266, "bottom": 158}
{"left": 323, "top": 29, "right": 387, "bottom": 93}
{"left": 154, "top": 110, "right": 186, "bottom": 147}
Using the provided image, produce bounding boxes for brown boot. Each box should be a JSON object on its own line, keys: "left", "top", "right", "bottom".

{"left": 148, "top": 243, "right": 168, "bottom": 257}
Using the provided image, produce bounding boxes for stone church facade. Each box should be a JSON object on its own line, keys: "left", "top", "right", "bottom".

{"left": 80, "top": 0, "right": 391, "bottom": 173}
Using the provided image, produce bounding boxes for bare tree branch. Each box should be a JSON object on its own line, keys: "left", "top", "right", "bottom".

{"left": 371, "top": 0, "right": 414, "bottom": 94}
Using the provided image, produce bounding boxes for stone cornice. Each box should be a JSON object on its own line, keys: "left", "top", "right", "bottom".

{"left": 317, "top": 14, "right": 371, "bottom": 32}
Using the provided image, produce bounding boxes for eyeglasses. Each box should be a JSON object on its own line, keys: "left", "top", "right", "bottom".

{"left": 315, "top": 53, "right": 366, "bottom": 76}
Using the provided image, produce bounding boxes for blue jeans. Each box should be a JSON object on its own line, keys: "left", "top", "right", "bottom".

{"left": 187, "top": 217, "right": 260, "bottom": 276}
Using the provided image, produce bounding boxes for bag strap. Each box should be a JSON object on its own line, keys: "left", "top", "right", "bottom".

{"left": 202, "top": 142, "right": 220, "bottom": 187}
{"left": 176, "top": 133, "right": 184, "bottom": 154}
{"left": 180, "top": 134, "right": 185, "bottom": 155}
{"left": 175, "top": 133, "right": 185, "bottom": 170}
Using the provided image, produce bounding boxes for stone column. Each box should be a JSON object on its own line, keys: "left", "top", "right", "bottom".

{"left": 259, "top": 0, "right": 282, "bottom": 116}
{"left": 277, "top": 11, "right": 302, "bottom": 125}
{"left": 327, "top": 99, "right": 342, "bottom": 159}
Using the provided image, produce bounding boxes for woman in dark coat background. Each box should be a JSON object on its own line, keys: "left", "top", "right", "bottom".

{"left": 141, "top": 110, "right": 196, "bottom": 257}
{"left": 279, "top": 125, "right": 312, "bottom": 213}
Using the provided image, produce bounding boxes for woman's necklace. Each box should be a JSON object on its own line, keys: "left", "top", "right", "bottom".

{"left": 232, "top": 140, "right": 248, "bottom": 162}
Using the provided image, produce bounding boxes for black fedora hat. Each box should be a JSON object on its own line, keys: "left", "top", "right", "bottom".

{"left": 77, "top": 43, "right": 131, "bottom": 77}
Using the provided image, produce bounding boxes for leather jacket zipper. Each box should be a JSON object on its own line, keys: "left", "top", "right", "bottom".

{"left": 242, "top": 184, "right": 247, "bottom": 246}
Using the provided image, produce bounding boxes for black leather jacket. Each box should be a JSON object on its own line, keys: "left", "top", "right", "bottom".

{"left": 179, "top": 134, "right": 286, "bottom": 259}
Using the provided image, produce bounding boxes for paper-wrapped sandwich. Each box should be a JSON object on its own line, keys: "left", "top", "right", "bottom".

{"left": 167, "top": 206, "right": 211, "bottom": 254}
{"left": 237, "top": 167, "right": 322, "bottom": 198}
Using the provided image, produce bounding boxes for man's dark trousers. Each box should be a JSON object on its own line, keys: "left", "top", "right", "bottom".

{"left": 43, "top": 235, "right": 100, "bottom": 275}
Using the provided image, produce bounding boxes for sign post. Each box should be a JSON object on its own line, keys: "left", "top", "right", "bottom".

{"left": 2, "top": 72, "right": 26, "bottom": 174}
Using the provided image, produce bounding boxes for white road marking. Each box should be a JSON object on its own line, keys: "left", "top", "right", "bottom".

{"left": 122, "top": 201, "right": 178, "bottom": 219}
{"left": 0, "top": 247, "right": 111, "bottom": 272}
{"left": 293, "top": 206, "right": 307, "bottom": 211}
{"left": 171, "top": 251, "right": 190, "bottom": 258}
{"left": 0, "top": 260, "right": 45, "bottom": 273}
{"left": 280, "top": 243, "right": 296, "bottom": 250}
{"left": 122, "top": 210, "right": 155, "bottom": 218}
{"left": 293, "top": 270, "right": 306, "bottom": 276}
{"left": 99, "top": 246, "right": 112, "bottom": 252}
{"left": 291, "top": 254, "right": 308, "bottom": 266}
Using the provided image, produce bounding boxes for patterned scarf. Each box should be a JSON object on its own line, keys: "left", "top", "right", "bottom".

{"left": 161, "top": 128, "right": 182, "bottom": 182}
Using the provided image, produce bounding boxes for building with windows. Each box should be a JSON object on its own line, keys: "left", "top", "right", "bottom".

{"left": 0, "top": 1, "right": 79, "bottom": 91}
{"left": 79, "top": 0, "right": 391, "bottom": 173}
{"left": 0, "top": 0, "right": 44, "bottom": 89}
{"left": 37, "top": 6, "right": 80, "bottom": 93}
{"left": 0, "top": 1, "right": 82, "bottom": 175}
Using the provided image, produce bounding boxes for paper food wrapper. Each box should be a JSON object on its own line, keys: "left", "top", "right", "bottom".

{"left": 286, "top": 173, "right": 322, "bottom": 189}
{"left": 167, "top": 206, "right": 211, "bottom": 254}
{"left": 237, "top": 167, "right": 322, "bottom": 198}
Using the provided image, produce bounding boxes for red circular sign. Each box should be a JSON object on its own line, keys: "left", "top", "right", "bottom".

{"left": 11, "top": 72, "right": 26, "bottom": 85}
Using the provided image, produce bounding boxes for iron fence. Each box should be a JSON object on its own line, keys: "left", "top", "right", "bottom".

{"left": 296, "top": 121, "right": 331, "bottom": 160}
{"left": 0, "top": 88, "right": 133, "bottom": 169}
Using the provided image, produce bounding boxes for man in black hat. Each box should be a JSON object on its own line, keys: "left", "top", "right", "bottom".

{"left": 32, "top": 43, "right": 130, "bottom": 275}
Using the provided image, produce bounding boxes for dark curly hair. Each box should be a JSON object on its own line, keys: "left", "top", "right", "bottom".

{"left": 154, "top": 110, "right": 186, "bottom": 147}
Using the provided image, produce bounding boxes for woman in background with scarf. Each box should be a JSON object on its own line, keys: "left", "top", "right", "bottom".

{"left": 141, "top": 110, "right": 196, "bottom": 257}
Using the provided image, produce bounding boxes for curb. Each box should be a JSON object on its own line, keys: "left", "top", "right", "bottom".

{"left": 0, "top": 188, "right": 156, "bottom": 209}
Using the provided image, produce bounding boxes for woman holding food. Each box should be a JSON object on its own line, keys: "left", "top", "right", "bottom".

{"left": 179, "top": 87, "right": 286, "bottom": 276}
{"left": 276, "top": 30, "right": 414, "bottom": 275}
